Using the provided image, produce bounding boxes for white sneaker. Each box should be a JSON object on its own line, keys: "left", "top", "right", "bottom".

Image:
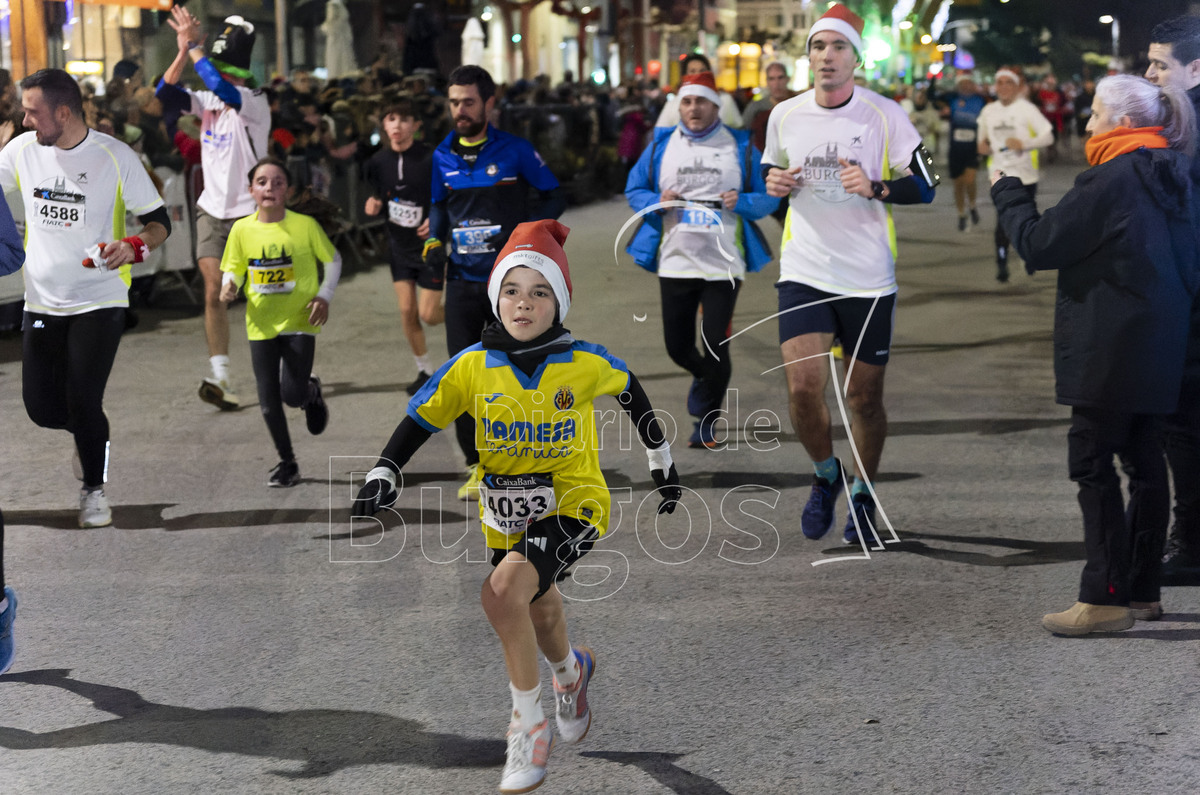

{"left": 79, "top": 488, "right": 112, "bottom": 528}
{"left": 500, "top": 719, "right": 553, "bottom": 794}
{"left": 199, "top": 377, "right": 241, "bottom": 411}
{"left": 553, "top": 647, "right": 594, "bottom": 744}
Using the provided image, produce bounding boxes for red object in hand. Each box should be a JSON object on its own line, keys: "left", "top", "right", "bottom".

{"left": 82, "top": 242, "right": 107, "bottom": 268}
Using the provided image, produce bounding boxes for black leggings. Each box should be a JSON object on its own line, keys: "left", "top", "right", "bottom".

{"left": 444, "top": 279, "right": 491, "bottom": 467}
{"left": 659, "top": 277, "right": 741, "bottom": 417}
{"left": 23, "top": 309, "right": 125, "bottom": 489}
{"left": 250, "top": 334, "right": 316, "bottom": 462}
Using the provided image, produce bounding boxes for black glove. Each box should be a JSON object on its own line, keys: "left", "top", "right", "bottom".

{"left": 352, "top": 474, "right": 397, "bottom": 518}
{"left": 651, "top": 463, "right": 681, "bottom": 515}
{"left": 423, "top": 241, "right": 447, "bottom": 275}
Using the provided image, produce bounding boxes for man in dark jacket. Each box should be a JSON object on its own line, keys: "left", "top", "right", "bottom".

{"left": 422, "top": 65, "right": 565, "bottom": 500}
{"left": 1146, "top": 15, "right": 1200, "bottom": 584}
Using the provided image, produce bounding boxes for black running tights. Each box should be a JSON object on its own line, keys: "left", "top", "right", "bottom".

{"left": 659, "top": 277, "right": 741, "bottom": 417}
{"left": 444, "top": 279, "right": 489, "bottom": 467}
{"left": 23, "top": 309, "right": 124, "bottom": 489}
{"left": 250, "top": 334, "right": 316, "bottom": 462}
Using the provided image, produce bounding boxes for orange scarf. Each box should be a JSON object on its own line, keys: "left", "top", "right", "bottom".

{"left": 1085, "top": 125, "right": 1167, "bottom": 166}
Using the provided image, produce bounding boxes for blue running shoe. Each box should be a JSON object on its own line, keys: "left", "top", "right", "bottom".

{"left": 554, "top": 646, "right": 595, "bottom": 744}
{"left": 843, "top": 493, "right": 879, "bottom": 546}
{"left": 801, "top": 460, "right": 844, "bottom": 539}
{"left": 687, "top": 418, "right": 721, "bottom": 450}
{"left": 0, "top": 586, "right": 16, "bottom": 675}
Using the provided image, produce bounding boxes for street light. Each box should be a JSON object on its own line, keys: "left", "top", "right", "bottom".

{"left": 1100, "top": 14, "right": 1119, "bottom": 62}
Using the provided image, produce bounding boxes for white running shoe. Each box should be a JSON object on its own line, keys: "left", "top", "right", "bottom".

{"left": 79, "top": 488, "right": 112, "bottom": 528}
{"left": 499, "top": 719, "right": 553, "bottom": 794}
{"left": 553, "top": 647, "right": 595, "bottom": 744}
{"left": 199, "top": 377, "right": 241, "bottom": 411}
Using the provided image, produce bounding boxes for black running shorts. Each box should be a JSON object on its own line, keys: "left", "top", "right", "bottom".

{"left": 389, "top": 242, "right": 444, "bottom": 290}
{"left": 776, "top": 281, "right": 897, "bottom": 366}
{"left": 948, "top": 142, "right": 979, "bottom": 179}
{"left": 490, "top": 515, "right": 598, "bottom": 602}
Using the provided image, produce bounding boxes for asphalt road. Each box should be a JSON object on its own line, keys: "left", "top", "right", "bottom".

{"left": 2, "top": 146, "right": 1198, "bottom": 794}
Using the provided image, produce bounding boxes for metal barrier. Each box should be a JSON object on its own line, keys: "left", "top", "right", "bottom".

{"left": 0, "top": 113, "right": 623, "bottom": 308}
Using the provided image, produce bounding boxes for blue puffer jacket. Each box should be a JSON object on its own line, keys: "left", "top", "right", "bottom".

{"left": 624, "top": 126, "right": 779, "bottom": 273}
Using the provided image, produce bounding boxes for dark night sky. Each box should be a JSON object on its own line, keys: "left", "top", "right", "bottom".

{"left": 945, "top": 0, "right": 1194, "bottom": 64}
{"left": 1049, "top": 0, "right": 1191, "bottom": 58}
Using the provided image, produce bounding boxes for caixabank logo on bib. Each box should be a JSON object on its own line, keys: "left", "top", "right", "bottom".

{"left": 32, "top": 176, "right": 85, "bottom": 228}
{"left": 803, "top": 141, "right": 861, "bottom": 203}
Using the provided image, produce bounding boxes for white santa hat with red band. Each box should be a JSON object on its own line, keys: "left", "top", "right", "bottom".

{"left": 677, "top": 71, "right": 720, "bottom": 106}
{"left": 488, "top": 219, "right": 574, "bottom": 322}
{"left": 806, "top": 3, "right": 865, "bottom": 56}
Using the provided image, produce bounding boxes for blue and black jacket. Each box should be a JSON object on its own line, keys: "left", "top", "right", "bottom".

{"left": 624, "top": 125, "right": 778, "bottom": 273}
{"left": 429, "top": 125, "right": 564, "bottom": 282}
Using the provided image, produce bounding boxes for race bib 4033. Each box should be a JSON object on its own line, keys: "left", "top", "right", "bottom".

{"left": 480, "top": 472, "right": 556, "bottom": 535}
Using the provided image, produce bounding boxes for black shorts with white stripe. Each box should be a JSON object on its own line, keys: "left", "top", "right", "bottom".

{"left": 489, "top": 515, "right": 599, "bottom": 602}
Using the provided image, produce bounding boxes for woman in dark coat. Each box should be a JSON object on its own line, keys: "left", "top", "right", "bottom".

{"left": 990, "top": 74, "right": 1200, "bottom": 636}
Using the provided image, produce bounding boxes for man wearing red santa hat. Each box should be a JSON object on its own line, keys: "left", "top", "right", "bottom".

{"left": 762, "top": 3, "right": 939, "bottom": 548}
{"left": 625, "top": 70, "right": 778, "bottom": 449}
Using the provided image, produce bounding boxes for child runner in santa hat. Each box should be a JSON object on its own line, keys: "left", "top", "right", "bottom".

{"left": 352, "top": 218, "right": 683, "bottom": 793}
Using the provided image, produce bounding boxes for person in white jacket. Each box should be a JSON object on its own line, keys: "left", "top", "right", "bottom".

{"left": 977, "top": 66, "right": 1054, "bottom": 283}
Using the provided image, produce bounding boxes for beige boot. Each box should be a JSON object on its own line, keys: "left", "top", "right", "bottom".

{"left": 1042, "top": 602, "right": 1134, "bottom": 636}
{"left": 1130, "top": 601, "right": 1164, "bottom": 621}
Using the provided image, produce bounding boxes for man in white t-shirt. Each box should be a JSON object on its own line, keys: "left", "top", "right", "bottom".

{"left": 976, "top": 67, "right": 1054, "bottom": 283}
{"left": 0, "top": 69, "right": 170, "bottom": 528}
{"left": 762, "top": 4, "right": 938, "bottom": 546}
{"left": 157, "top": 6, "right": 270, "bottom": 410}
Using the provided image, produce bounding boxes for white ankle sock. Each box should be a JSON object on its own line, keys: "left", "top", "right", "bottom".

{"left": 414, "top": 354, "right": 432, "bottom": 375}
{"left": 548, "top": 651, "right": 579, "bottom": 688}
{"left": 210, "top": 355, "right": 230, "bottom": 382}
{"left": 509, "top": 682, "right": 544, "bottom": 730}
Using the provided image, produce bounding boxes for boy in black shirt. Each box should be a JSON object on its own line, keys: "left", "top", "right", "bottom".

{"left": 363, "top": 97, "right": 444, "bottom": 393}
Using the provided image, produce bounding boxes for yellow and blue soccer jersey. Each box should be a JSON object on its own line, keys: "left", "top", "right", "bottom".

{"left": 409, "top": 341, "right": 630, "bottom": 548}
{"left": 221, "top": 209, "right": 336, "bottom": 341}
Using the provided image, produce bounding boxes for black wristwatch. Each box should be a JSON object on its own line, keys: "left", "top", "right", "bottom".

{"left": 871, "top": 180, "right": 886, "bottom": 200}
